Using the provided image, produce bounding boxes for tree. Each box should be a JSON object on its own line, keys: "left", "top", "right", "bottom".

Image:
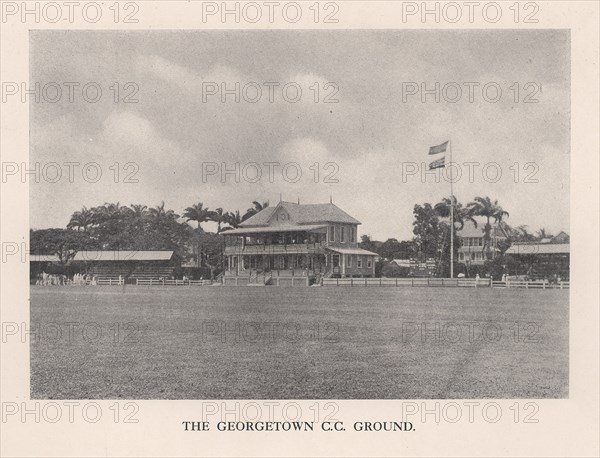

{"left": 30, "top": 228, "right": 98, "bottom": 264}
{"left": 378, "top": 238, "right": 416, "bottom": 260}
{"left": 182, "top": 202, "right": 212, "bottom": 231}
{"left": 467, "top": 196, "right": 509, "bottom": 260}
{"left": 484, "top": 254, "right": 525, "bottom": 280}
{"left": 506, "top": 225, "right": 536, "bottom": 242}
{"left": 359, "top": 234, "right": 380, "bottom": 253}
{"left": 211, "top": 207, "right": 227, "bottom": 233}
{"left": 434, "top": 196, "right": 477, "bottom": 230}
{"left": 242, "top": 200, "right": 269, "bottom": 221}
{"left": 412, "top": 203, "right": 443, "bottom": 260}
{"left": 195, "top": 231, "right": 225, "bottom": 280}
{"left": 536, "top": 228, "right": 554, "bottom": 240}
{"left": 150, "top": 201, "right": 179, "bottom": 224}
{"left": 222, "top": 210, "right": 243, "bottom": 230}
{"left": 67, "top": 206, "right": 94, "bottom": 232}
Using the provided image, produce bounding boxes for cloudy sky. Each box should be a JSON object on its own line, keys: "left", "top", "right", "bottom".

{"left": 30, "top": 29, "right": 569, "bottom": 240}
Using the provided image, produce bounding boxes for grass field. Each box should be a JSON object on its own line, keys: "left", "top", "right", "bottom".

{"left": 30, "top": 286, "right": 568, "bottom": 399}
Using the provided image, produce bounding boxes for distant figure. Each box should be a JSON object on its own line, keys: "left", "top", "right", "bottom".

{"left": 502, "top": 273, "right": 507, "bottom": 282}
{"left": 119, "top": 274, "right": 123, "bottom": 285}
{"left": 475, "top": 273, "right": 480, "bottom": 287}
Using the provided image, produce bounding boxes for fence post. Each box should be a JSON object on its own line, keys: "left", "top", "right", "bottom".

{"left": 350, "top": 277, "right": 353, "bottom": 287}
{"left": 411, "top": 278, "right": 414, "bottom": 287}
{"left": 395, "top": 278, "right": 398, "bottom": 287}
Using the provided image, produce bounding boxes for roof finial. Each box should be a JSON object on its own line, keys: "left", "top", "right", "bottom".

{"left": 330, "top": 195, "right": 333, "bottom": 204}
{"left": 297, "top": 197, "right": 300, "bottom": 204}
{"left": 279, "top": 193, "right": 282, "bottom": 202}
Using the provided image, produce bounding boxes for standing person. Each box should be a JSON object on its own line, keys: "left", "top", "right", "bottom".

{"left": 475, "top": 273, "right": 480, "bottom": 287}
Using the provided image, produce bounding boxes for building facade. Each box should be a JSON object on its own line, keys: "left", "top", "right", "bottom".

{"left": 223, "top": 201, "right": 377, "bottom": 285}
{"left": 457, "top": 220, "right": 509, "bottom": 266}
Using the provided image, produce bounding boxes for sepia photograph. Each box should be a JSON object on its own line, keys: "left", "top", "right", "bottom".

{"left": 2, "top": 2, "right": 599, "bottom": 457}
{"left": 27, "top": 28, "right": 571, "bottom": 400}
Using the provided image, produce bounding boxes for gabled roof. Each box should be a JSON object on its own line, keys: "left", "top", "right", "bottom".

{"left": 240, "top": 201, "right": 361, "bottom": 227}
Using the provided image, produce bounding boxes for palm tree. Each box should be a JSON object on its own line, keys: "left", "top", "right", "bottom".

{"left": 211, "top": 207, "right": 227, "bottom": 233}
{"left": 92, "top": 202, "right": 127, "bottom": 224}
{"left": 222, "top": 210, "right": 243, "bottom": 230}
{"left": 182, "top": 202, "right": 212, "bottom": 231}
{"left": 128, "top": 204, "right": 149, "bottom": 230}
{"left": 509, "top": 225, "right": 536, "bottom": 242}
{"left": 433, "top": 196, "right": 477, "bottom": 230}
{"left": 242, "top": 200, "right": 269, "bottom": 221}
{"left": 130, "top": 204, "right": 149, "bottom": 219}
{"left": 67, "top": 206, "right": 94, "bottom": 232}
{"left": 149, "top": 201, "right": 179, "bottom": 226}
{"left": 467, "top": 196, "right": 509, "bottom": 260}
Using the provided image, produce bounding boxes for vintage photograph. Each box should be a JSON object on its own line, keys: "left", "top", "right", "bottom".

{"left": 28, "top": 29, "right": 570, "bottom": 400}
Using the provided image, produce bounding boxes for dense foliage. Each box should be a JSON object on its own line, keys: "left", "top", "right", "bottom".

{"left": 32, "top": 195, "right": 558, "bottom": 278}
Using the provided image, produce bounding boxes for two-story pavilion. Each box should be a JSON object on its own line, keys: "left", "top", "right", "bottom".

{"left": 222, "top": 201, "right": 377, "bottom": 285}
{"left": 457, "top": 220, "right": 509, "bottom": 266}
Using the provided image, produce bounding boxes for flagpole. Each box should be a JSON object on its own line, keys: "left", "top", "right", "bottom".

{"left": 449, "top": 140, "right": 454, "bottom": 279}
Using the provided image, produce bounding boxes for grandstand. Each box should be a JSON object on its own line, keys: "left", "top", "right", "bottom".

{"left": 30, "top": 251, "right": 176, "bottom": 283}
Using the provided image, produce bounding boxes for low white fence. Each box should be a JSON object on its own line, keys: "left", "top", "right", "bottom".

{"left": 96, "top": 278, "right": 122, "bottom": 286}
{"left": 492, "top": 280, "right": 569, "bottom": 289}
{"left": 95, "top": 278, "right": 212, "bottom": 286}
{"left": 321, "top": 277, "right": 491, "bottom": 287}
{"left": 321, "top": 277, "right": 569, "bottom": 289}
{"left": 135, "top": 278, "right": 212, "bottom": 286}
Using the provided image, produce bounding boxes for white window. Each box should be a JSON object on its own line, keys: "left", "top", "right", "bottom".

{"left": 367, "top": 258, "right": 373, "bottom": 268}
{"left": 341, "top": 227, "right": 345, "bottom": 242}
{"left": 347, "top": 255, "right": 352, "bottom": 267}
{"left": 329, "top": 226, "right": 335, "bottom": 242}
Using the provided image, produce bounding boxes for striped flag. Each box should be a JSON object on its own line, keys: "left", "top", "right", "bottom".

{"left": 429, "top": 157, "right": 445, "bottom": 170}
{"left": 429, "top": 141, "right": 448, "bottom": 155}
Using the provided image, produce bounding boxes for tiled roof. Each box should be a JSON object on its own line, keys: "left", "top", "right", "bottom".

{"left": 240, "top": 202, "right": 361, "bottom": 227}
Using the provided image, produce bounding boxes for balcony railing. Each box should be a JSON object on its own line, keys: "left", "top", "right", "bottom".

{"left": 224, "top": 242, "right": 327, "bottom": 255}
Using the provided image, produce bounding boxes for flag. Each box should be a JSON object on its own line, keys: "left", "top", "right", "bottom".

{"left": 429, "top": 157, "right": 445, "bottom": 169}
{"left": 429, "top": 141, "right": 449, "bottom": 155}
